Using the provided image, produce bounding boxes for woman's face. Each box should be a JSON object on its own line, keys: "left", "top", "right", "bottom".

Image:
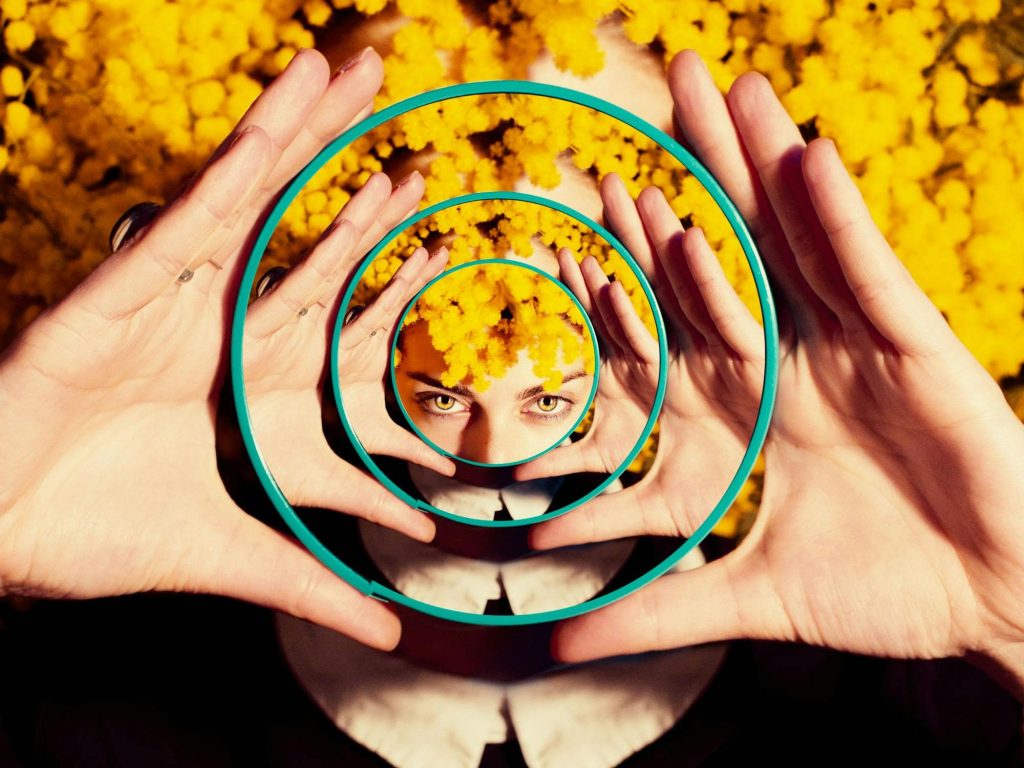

{"left": 394, "top": 321, "right": 593, "bottom": 466}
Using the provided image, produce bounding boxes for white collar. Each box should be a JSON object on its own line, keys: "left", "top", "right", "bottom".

{"left": 407, "top": 462, "right": 566, "bottom": 522}
{"left": 274, "top": 544, "right": 727, "bottom": 768}
{"left": 359, "top": 467, "right": 634, "bottom": 614}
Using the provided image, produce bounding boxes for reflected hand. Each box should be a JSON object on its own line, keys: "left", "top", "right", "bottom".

{"left": 527, "top": 173, "right": 764, "bottom": 548}
{"left": 551, "top": 51, "right": 1024, "bottom": 703}
{"left": 514, "top": 243, "right": 660, "bottom": 482}
{"left": 244, "top": 170, "right": 451, "bottom": 545}
{"left": 0, "top": 47, "right": 403, "bottom": 651}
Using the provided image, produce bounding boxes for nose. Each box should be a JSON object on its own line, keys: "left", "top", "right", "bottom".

{"left": 458, "top": 412, "right": 512, "bottom": 465}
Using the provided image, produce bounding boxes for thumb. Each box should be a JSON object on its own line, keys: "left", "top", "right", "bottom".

{"left": 529, "top": 483, "right": 678, "bottom": 549}
{"left": 515, "top": 439, "right": 604, "bottom": 482}
{"left": 182, "top": 509, "right": 401, "bottom": 651}
{"left": 550, "top": 545, "right": 788, "bottom": 662}
{"left": 376, "top": 424, "right": 458, "bottom": 479}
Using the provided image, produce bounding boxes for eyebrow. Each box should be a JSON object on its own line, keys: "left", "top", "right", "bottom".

{"left": 406, "top": 372, "right": 474, "bottom": 398}
{"left": 516, "top": 369, "right": 589, "bottom": 401}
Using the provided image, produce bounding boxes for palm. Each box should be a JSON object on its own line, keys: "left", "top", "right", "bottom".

{"left": 528, "top": 176, "right": 766, "bottom": 545}
{"left": 746, "top": 331, "right": 1023, "bottom": 659}
{"left": 0, "top": 241, "right": 234, "bottom": 600}
{"left": 549, "top": 51, "right": 1024, "bottom": 700}
{"left": 576, "top": 347, "right": 657, "bottom": 468}
{"left": 242, "top": 171, "right": 452, "bottom": 537}
{"left": 0, "top": 47, "right": 412, "bottom": 651}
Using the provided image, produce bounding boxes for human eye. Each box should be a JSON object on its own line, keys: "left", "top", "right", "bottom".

{"left": 415, "top": 392, "right": 470, "bottom": 417}
{"left": 524, "top": 394, "right": 574, "bottom": 421}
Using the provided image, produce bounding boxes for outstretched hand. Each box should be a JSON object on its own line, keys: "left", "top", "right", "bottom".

{"left": 550, "top": 50, "right": 1024, "bottom": 702}
{"left": 243, "top": 169, "right": 453, "bottom": 546}
{"left": 513, "top": 242, "right": 660, "bottom": 483}
{"left": 524, "top": 171, "right": 765, "bottom": 548}
{"left": 0, "top": 47, "right": 408, "bottom": 652}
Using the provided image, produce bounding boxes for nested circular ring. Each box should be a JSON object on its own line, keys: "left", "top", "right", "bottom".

{"left": 384, "top": 257, "right": 603, "bottom": 470}
{"left": 332, "top": 193, "right": 663, "bottom": 529}
{"left": 229, "top": 80, "right": 780, "bottom": 626}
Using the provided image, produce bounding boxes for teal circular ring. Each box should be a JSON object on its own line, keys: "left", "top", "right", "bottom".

{"left": 229, "top": 79, "right": 780, "bottom": 626}
{"left": 385, "top": 258, "right": 602, "bottom": 470}
{"left": 333, "top": 193, "right": 663, "bottom": 528}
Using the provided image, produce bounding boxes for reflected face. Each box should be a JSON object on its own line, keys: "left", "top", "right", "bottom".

{"left": 395, "top": 321, "right": 593, "bottom": 465}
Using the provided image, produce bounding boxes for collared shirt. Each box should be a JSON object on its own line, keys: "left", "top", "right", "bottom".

{"left": 275, "top": 467, "right": 728, "bottom": 768}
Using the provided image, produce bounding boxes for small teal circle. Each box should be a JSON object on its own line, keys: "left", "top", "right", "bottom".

{"left": 332, "top": 192, "right": 664, "bottom": 529}
{"left": 385, "top": 258, "right": 602, "bottom": 469}
{"left": 229, "top": 79, "right": 780, "bottom": 626}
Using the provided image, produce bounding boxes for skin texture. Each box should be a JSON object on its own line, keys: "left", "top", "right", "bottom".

{"left": 543, "top": 50, "right": 1024, "bottom": 703}
{"left": 0, "top": 47, "right": 450, "bottom": 653}
{"left": 394, "top": 321, "right": 594, "bottom": 466}
{"left": 2, "top": 37, "right": 1022, "bottom": 702}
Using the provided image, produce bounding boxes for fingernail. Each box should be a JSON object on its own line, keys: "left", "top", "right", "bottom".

{"left": 337, "top": 46, "right": 372, "bottom": 74}
{"left": 394, "top": 169, "right": 420, "bottom": 189}
{"left": 412, "top": 514, "right": 436, "bottom": 543}
{"left": 288, "top": 47, "right": 312, "bottom": 70}
{"left": 230, "top": 124, "right": 256, "bottom": 147}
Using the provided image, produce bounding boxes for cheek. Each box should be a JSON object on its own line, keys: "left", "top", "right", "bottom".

{"left": 408, "top": 411, "right": 464, "bottom": 452}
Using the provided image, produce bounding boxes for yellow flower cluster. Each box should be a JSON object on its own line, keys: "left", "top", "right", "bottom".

{"left": 4, "top": 0, "right": 1023, "bottom": 538}
{"left": 0, "top": 0, "right": 380, "bottom": 335}
{"left": 400, "top": 261, "right": 596, "bottom": 392}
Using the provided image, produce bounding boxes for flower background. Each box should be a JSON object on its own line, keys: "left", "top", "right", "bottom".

{"left": 2, "top": 0, "right": 1022, "bottom": 539}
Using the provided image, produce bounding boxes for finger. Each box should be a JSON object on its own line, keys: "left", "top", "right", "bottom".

{"left": 372, "top": 423, "right": 458, "bottom": 478}
{"left": 354, "top": 170, "right": 425, "bottom": 258}
{"left": 599, "top": 172, "right": 661, "bottom": 288}
{"left": 292, "top": 450, "right": 438, "bottom": 542}
{"left": 667, "top": 50, "right": 824, "bottom": 337}
{"left": 632, "top": 186, "right": 706, "bottom": 346}
{"left": 186, "top": 509, "right": 401, "bottom": 651}
{"left": 550, "top": 549, "right": 789, "bottom": 662}
{"left": 557, "top": 247, "right": 616, "bottom": 344}
{"left": 678, "top": 226, "right": 764, "bottom": 361}
{"left": 726, "top": 72, "right": 868, "bottom": 332}
{"left": 83, "top": 125, "right": 273, "bottom": 318}
{"left": 184, "top": 48, "right": 335, "bottom": 274}
{"left": 300, "top": 170, "right": 395, "bottom": 314}
{"left": 258, "top": 47, "right": 384, "bottom": 208}
{"left": 246, "top": 171, "right": 393, "bottom": 336}
{"left": 91, "top": 49, "right": 339, "bottom": 314}
{"left": 579, "top": 256, "right": 629, "bottom": 356}
{"left": 513, "top": 438, "right": 606, "bottom": 481}
{"left": 341, "top": 246, "right": 447, "bottom": 349}
{"left": 528, "top": 485, "right": 680, "bottom": 549}
{"left": 321, "top": 170, "right": 427, "bottom": 321}
{"left": 607, "top": 280, "right": 659, "bottom": 366}
{"left": 245, "top": 219, "right": 360, "bottom": 339}
{"left": 801, "top": 138, "right": 953, "bottom": 357}
{"left": 327, "top": 171, "right": 395, "bottom": 250}
{"left": 195, "top": 49, "right": 385, "bottom": 296}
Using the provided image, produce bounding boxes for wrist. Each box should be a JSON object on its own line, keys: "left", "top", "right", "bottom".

{"left": 964, "top": 641, "right": 1024, "bottom": 704}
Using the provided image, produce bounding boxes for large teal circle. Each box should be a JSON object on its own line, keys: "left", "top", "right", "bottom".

{"left": 385, "top": 258, "right": 602, "bottom": 470}
{"left": 229, "top": 80, "right": 780, "bottom": 626}
{"left": 332, "top": 193, "right": 664, "bottom": 529}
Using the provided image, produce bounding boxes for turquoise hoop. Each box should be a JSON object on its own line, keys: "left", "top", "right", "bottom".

{"left": 384, "top": 258, "right": 603, "bottom": 470}
{"left": 333, "top": 194, "right": 664, "bottom": 528}
{"left": 229, "top": 79, "right": 780, "bottom": 626}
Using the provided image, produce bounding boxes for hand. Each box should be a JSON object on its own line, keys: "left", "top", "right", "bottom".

{"left": 514, "top": 242, "right": 660, "bottom": 483}
{"left": 335, "top": 241, "right": 454, "bottom": 477}
{"left": 524, "top": 173, "right": 765, "bottom": 548}
{"left": 243, "top": 169, "right": 452, "bottom": 545}
{"left": 550, "top": 50, "right": 1024, "bottom": 702}
{"left": 0, "top": 47, "right": 406, "bottom": 651}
